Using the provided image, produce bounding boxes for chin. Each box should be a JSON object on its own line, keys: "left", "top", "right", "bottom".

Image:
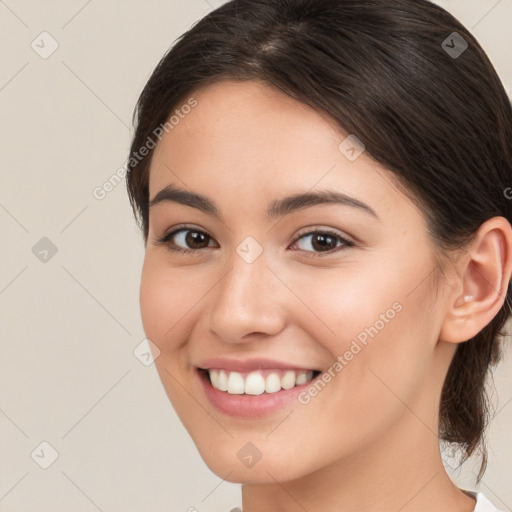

{"left": 195, "top": 441, "right": 310, "bottom": 484}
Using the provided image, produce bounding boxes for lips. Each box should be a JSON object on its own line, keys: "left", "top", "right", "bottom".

{"left": 197, "top": 356, "right": 321, "bottom": 373}
{"left": 196, "top": 366, "right": 322, "bottom": 418}
{"left": 205, "top": 368, "right": 319, "bottom": 395}
{"left": 195, "top": 357, "right": 323, "bottom": 417}
{"left": 197, "top": 357, "right": 321, "bottom": 395}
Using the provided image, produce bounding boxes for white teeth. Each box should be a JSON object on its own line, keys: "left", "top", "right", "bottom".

{"left": 265, "top": 373, "right": 281, "bottom": 393}
{"left": 281, "top": 370, "right": 296, "bottom": 390}
{"left": 209, "top": 369, "right": 220, "bottom": 389}
{"left": 227, "top": 371, "right": 245, "bottom": 394}
{"left": 207, "top": 369, "right": 315, "bottom": 394}
{"left": 217, "top": 370, "right": 228, "bottom": 391}
{"left": 295, "top": 371, "right": 309, "bottom": 385}
{"left": 244, "top": 372, "right": 266, "bottom": 395}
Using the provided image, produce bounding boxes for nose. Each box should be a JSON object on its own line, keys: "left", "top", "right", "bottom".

{"left": 207, "top": 245, "right": 287, "bottom": 344}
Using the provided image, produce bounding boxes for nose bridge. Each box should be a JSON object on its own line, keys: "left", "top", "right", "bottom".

{"left": 208, "top": 237, "right": 285, "bottom": 342}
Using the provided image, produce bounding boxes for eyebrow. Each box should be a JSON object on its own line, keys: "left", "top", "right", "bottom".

{"left": 149, "top": 184, "right": 379, "bottom": 220}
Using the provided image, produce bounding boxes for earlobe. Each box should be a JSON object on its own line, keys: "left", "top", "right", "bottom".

{"left": 439, "top": 216, "right": 512, "bottom": 344}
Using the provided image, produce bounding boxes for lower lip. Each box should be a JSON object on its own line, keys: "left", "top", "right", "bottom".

{"left": 197, "top": 369, "right": 318, "bottom": 418}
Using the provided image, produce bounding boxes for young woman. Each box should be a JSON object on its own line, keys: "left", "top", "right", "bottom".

{"left": 125, "top": 1, "right": 512, "bottom": 510}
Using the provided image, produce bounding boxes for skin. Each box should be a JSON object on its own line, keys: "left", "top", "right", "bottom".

{"left": 139, "top": 79, "right": 512, "bottom": 512}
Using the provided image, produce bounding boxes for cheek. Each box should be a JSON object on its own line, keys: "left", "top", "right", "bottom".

{"left": 287, "top": 251, "right": 434, "bottom": 355}
{"left": 288, "top": 262, "right": 435, "bottom": 417}
{"left": 283, "top": 263, "right": 404, "bottom": 347}
{"left": 139, "top": 255, "right": 204, "bottom": 344}
{"left": 139, "top": 255, "right": 208, "bottom": 421}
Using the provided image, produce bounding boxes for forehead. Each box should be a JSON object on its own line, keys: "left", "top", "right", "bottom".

{"left": 147, "top": 79, "right": 416, "bottom": 224}
{"left": 150, "top": 79, "right": 346, "bottom": 173}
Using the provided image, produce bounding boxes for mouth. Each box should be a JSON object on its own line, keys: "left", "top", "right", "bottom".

{"left": 198, "top": 368, "right": 322, "bottom": 395}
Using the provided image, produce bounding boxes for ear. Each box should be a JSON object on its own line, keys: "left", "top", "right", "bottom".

{"left": 439, "top": 216, "right": 512, "bottom": 344}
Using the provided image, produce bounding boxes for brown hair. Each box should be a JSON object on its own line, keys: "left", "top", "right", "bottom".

{"left": 125, "top": 0, "right": 512, "bottom": 480}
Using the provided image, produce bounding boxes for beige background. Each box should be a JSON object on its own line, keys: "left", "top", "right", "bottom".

{"left": 0, "top": 1, "right": 511, "bottom": 511}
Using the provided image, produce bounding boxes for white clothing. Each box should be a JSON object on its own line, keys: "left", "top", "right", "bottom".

{"left": 463, "top": 489, "right": 504, "bottom": 512}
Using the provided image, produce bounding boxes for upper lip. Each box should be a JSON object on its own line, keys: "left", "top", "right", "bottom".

{"left": 197, "top": 357, "right": 320, "bottom": 373}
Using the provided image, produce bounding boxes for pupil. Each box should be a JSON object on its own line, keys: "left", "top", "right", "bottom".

{"left": 187, "top": 231, "right": 208, "bottom": 248}
{"left": 313, "top": 233, "right": 335, "bottom": 252}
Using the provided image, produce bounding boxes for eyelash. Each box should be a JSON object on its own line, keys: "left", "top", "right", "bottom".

{"left": 156, "top": 225, "right": 355, "bottom": 258}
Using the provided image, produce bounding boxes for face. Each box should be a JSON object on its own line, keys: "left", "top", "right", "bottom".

{"left": 140, "top": 79, "right": 453, "bottom": 483}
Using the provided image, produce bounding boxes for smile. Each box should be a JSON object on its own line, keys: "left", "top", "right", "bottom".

{"left": 196, "top": 365, "right": 323, "bottom": 418}
{"left": 206, "top": 368, "right": 321, "bottom": 395}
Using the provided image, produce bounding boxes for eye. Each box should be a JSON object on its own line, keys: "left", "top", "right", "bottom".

{"left": 290, "top": 229, "right": 354, "bottom": 257}
{"left": 155, "top": 225, "right": 354, "bottom": 257}
{"left": 156, "top": 225, "right": 216, "bottom": 254}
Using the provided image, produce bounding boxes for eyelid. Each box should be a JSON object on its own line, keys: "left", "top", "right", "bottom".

{"left": 293, "top": 225, "right": 355, "bottom": 244}
{"left": 154, "top": 224, "right": 216, "bottom": 249}
{"left": 155, "top": 224, "right": 355, "bottom": 256}
{"left": 289, "top": 227, "right": 355, "bottom": 257}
